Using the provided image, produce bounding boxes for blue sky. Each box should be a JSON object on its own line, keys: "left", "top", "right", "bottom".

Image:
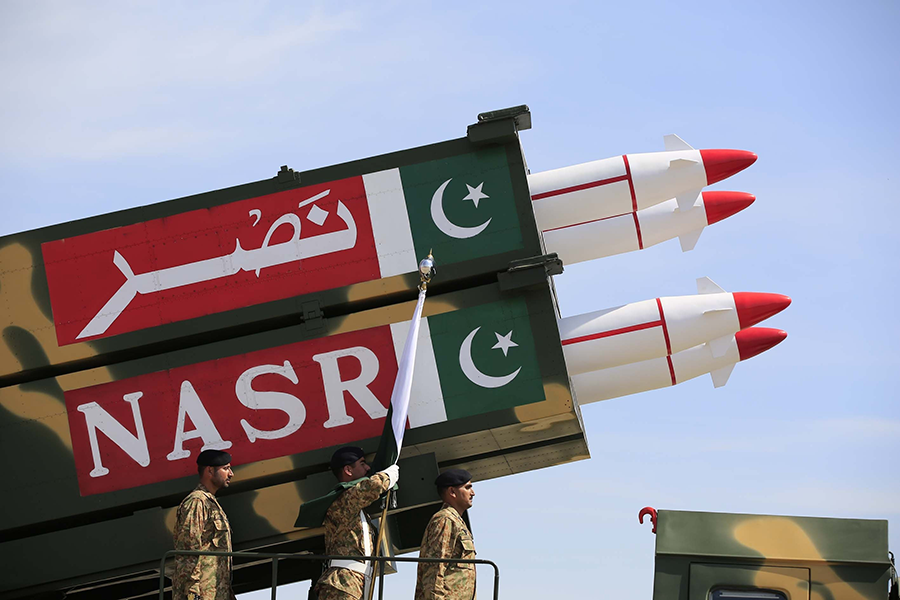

{"left": 1, "top": 1, "right": 898, "bottom": 598}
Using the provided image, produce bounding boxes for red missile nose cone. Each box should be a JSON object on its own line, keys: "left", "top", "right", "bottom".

{"left": 733, "top": 292, "right": 792, "bottom": 329}
{"left": 699, "top": 149, "right": 758, "bottom": 185}
{"left": 735, "top": 327, "right": 787, "bottom": 361}
{"left": 702, "top": 191, "right": 756, "bottom": 225}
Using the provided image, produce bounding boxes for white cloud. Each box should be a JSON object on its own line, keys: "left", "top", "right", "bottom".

{"left": 0, "top": 3, "right": 535, "bottom": 162}
{"left": 1, "top": 4, "right": 364, "bottom": 90}
{"left": 0, "top": 3, "right": 365, "bottom": 159}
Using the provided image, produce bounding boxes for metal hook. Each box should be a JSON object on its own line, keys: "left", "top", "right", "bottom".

{"left": 639, "top": 506, "right": 658, "bottom": 533}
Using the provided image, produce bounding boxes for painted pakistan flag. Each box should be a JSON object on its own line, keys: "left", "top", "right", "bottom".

{"left": 400, "top": 145, "right": 523, "bottom": 262}
{"left": 428, "top": 297, "right": 544, "bottom": 420}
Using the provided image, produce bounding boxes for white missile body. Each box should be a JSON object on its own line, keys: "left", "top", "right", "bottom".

{"left": 559, "top": 278, "right": 791, "bottom": 375}
{"left": 542, "top": 191, "right": 755, "bottom": 265}
{"left": 570, "top": 327, "right": 787, "bottom": 404}
{"left": 528, "top": 135, "right": 757, "bottom": 232}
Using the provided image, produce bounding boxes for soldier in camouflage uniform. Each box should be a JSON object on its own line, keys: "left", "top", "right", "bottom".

{"left": 415, "top": 469, "right": 477, "bottom": 600}
{"left": 173, "top": 450, "right": 235, "bottom": 600}
{"left": 314, "top": 446, "right": 400, "bottom": 600}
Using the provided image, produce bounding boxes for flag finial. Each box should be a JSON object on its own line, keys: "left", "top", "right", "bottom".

{"left": 419, "top": 251, "right": 436, "bottom": 291}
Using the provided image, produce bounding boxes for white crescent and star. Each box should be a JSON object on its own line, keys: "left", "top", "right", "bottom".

{"left": 491, "top": 331, "right": 518, "bottom": 356}
{"left": 459, "top": 326, "right": 521, "bottom": 389}
{"left": 431, "top": 178, "right": 491, "bottom": 239}
{"left": 462, "top": 183, "right": 489, "bottom": 207}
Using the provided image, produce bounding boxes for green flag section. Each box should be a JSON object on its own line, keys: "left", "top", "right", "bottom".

{"left": 294, "top": 478, "right": 366, "bottom": 528}
{"left": 388, "top": 295, "right": 547, "bottom": 430}
{"left": 399, "top": 145, "right": 522, "bottom": 263}
{"left": 427, "top": 297, "right": 544, "bottom": 420}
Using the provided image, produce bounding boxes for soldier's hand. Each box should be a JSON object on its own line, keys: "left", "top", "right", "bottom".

{"left": 378, "top": 464, "right": 400, "bottom": 487}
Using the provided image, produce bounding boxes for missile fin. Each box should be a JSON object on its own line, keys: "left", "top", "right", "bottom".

{"left": 676, "top": 190, "right": 701, "bottom": 211}
{"left": 669, "top": 157, "right": 700, "bottom": 168}
{"left": 696, "top": 276, "right": 726, "bottom": 295}
{"left": 707, "top": 334, "right": 735, "bottom": 358}
{"left": 664, "top": 134, "right": 695, "bottom": 151}
{"left": 679, "top": 229, "right": 703, "bottom": 252}
{"left": 703, "top": 307, "right": 732, "bottom": 314}
{"left": 710, "top": 363, "right": 735, "bottom": 388}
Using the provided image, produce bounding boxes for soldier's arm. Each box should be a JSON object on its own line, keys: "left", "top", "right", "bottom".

{"left": 337, "top": 471, "right": 392, "bottom": 514}
{"left": 175, "top": 497, "right": 209, "bottom": 596}
{"left": 417, "top": 515, "right": 455, "bottom": 600}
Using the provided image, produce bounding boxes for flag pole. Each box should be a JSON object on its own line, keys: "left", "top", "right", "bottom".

{"left": 366, "top": 252, "right": 435, "bottom": 600}
{"left": 369, "top": 487, "right": 392, "bottom": 600}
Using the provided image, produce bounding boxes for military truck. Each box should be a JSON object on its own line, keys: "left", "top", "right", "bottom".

{"left": 643, "top": 507, "right": 898, "bottom": 600}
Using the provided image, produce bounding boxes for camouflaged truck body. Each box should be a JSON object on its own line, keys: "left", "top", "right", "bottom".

{"left": 652, "top": 509, "right": 895, "bottom": 600}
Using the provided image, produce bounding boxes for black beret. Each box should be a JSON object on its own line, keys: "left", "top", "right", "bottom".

{"left": 330, "top": 446, "right": 365, "bottom": 471}
{"left": 197, "top": 449, "right": 232, "bottom": 467}
{"left": 435, "top": 469, "right": 472, "bottom": 488}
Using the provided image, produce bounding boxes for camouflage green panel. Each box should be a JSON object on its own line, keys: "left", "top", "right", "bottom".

{"left": 652, "top": 509, "right": 892, "bottom": 600}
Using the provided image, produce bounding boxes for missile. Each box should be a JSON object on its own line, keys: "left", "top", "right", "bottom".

{"left": 529, "top": 134, "right": 757, "bottom": 232}
{"left": 560, "top": 277, "right": 791, "bottom": 375}
{"left": 542, "top": 191, "right": 755, "bottom": 265}
{"left": 570, "top": 327, "right": 787, "bottom": 404}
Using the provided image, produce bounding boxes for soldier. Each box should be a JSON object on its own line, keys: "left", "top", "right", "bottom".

{"left": 314, "top": 446, "right": 399, "bottom": 600}
{"left": 172, "top": 449, "right": 235, "bottom": 600}
{"left": 414, "top": 469, "right": 477, "bottom": 600}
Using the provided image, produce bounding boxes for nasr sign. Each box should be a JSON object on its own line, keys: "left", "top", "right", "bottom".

{"left": 67, "top": 297, "right": 545, "bottom": 495}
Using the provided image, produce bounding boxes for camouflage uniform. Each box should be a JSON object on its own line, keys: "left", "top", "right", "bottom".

{"left": 314, "top": 472, "right": 392, "bottom": 600}
{"left": 173, "top": 483, "right": 234, "bottom": 600}
{"left": 415, "top": 504, "right": 476, "bottom": 600}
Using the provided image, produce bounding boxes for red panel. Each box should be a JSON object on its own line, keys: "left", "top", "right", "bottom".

{"left": 42, "top": 176, "right": 378, "bottom": 345}
{"left": 65, "top": 325, "right": 400, "bottom": 496}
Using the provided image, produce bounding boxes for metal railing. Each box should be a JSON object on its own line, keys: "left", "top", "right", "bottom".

{"left": 159, "top": 550, "right": 500, "bottom": 600}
